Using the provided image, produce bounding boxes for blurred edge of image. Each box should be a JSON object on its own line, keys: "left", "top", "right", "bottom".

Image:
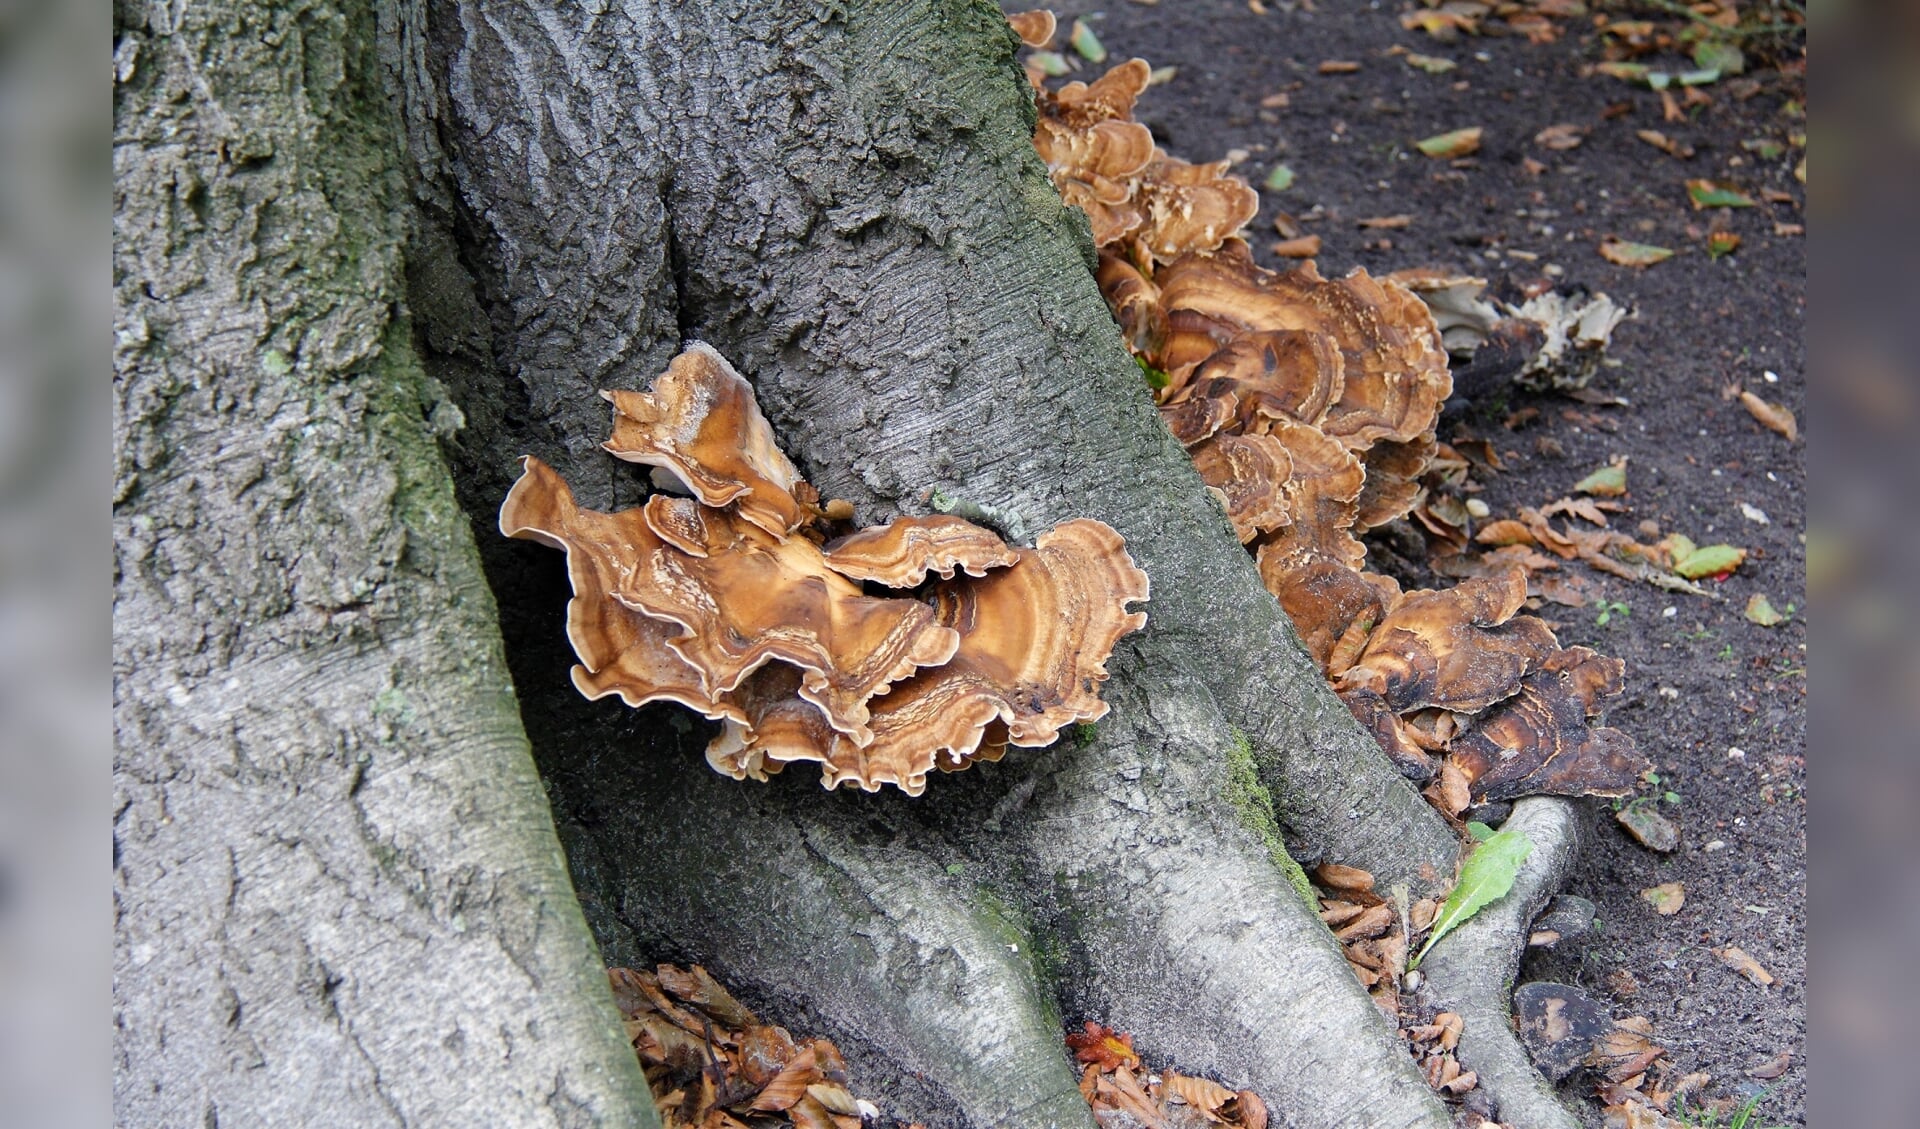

{"left": 1816, "top": 1, "right": 1920, "bottom": 1126}
{"left": 3, "top": 0, "right": 107, "bottom": 1124}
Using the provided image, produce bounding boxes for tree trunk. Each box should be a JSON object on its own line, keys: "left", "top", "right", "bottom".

{"left": 414, "top": 1, "right": 1458, "bottom": 1126}
{"left": 112, "top": 2, "right": 655, "bottom": 1125}
{"left": 116, "top": 1, "right": 1488, "bottom": 1127}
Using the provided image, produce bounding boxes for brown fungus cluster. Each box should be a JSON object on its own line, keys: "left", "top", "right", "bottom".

{"left": 503, "top": 344, "right": 1149, "bottom": 796}
{"left": 1016, "top": 27, "right": 1645, "bottom": 810}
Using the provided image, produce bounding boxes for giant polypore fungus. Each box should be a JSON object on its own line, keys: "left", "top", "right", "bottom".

{"left": 1020, "top": 41, "right": 1645, "bottom": 815}
{"left": 1131, "top": 155, "right": 1261, "bottom": 266}
{"left": 502, "top": 344, "right": 1148, "bottom": 795}
{"left": 1336, "top": 568, "right": 1559, "bottom": 716}
{"left": 603, "top": 343, "right": 816, "bottom": 538}
{"left": 1448, "top": 646, "right": 1645, "bottom": 802}
{"left": 1149, "top": 244, "right": 1452, "bottom": 451}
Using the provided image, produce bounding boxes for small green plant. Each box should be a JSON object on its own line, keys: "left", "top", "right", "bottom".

{"left": 1717, "top": 643, "right": 1737, "bottom": 661}
{"left": 1671, "top": 1086, "right": 1787, "bottom": 1129}
{"left": 1595, "top": 599, "right": 1631, "bottom": 627}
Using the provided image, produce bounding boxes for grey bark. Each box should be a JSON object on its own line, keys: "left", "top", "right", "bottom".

{"left": 111, "top": 2, "right": 654, "bottom": 1126}
{"left": 1419, "top": 797, "right": 1586, "bottom": 1129}
{"left": 410, "top": 1, "right": 1457, "bottom": 1126}
{"left": 111, "top": 0, "right": 1510, "bottom": 1125}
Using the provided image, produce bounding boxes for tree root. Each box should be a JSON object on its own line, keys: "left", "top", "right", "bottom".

{"left": 405, "top": 2, "right": 1556, "bottom": 1126}
{"left": 1416, "top": 797, "right": 1586, "bottom": 1129}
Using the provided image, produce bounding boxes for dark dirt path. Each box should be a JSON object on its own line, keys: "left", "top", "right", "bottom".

{"left": 1035, "top": 2, "right": 1805, "bottom": 1123}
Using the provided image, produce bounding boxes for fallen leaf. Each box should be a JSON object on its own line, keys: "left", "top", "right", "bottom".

{"left": 1599, "top": 238, "right": 1674, "bottom": 267}
{"left": 1686, "top": 179, "right": 1756, "bottom": 209}
{"left": 1672, "top": 543, "right": 1745, "bottom": 579}
{"left": 1028, "top": 51, "right": 1070, "bottom": 77}
{"left": 1261, "top": 163, "right": 1295, "bottom": 191}
{"left": 1475, "top": 519, "right": 1535, "bottom": 547}
{"left": 1066, "top": 1021, "right": 1140, "bottom": 1071}
{"left": 1595, "top": 62, "right": 1650, "bottom": 83}
{"left": 1706, "top": 231, "right": 1741, "bottom": 259}
{"left": 1746, "top": 1050, "right": 1792, "bottom": 1079}
{"left": 1693, "top": 39, "right": 1746, "bottom": 77}
{"left": 1068, "top": 20, "right": 1106, "bottom": 63}
{"left": 1534, "top": 123, "right": 1587, "bottom": 151}
{"left": 1742, "top": 137, "right": 1787, "bottom": 160}
{"left": 1357, "top": 214, "right": 1412, "bottom": 229}
{"left": 1713, "top": 945, "right": 1776, "bottom": 987}
{"left": 1318, "top": 60, "right": 1361, "bottom": 75}
{"left": 1744, "top": 594, "right": 1786, "bottom": 626}
{"left": 1161, "top": 1073, "right": 1235, "bottom": 1117}
{"left": 1411, "top": 827, "right": 1534, "bottom": 968}
{"left": 1423, "top": 758, "right": 1471, "bottom": 818}
{"left": 1639, "top": 882, "right": 1685, "bottom": 916}
{"left": 1636, "top": 130, "right": 1695, "bottom": 159}
{"left": 1738, "top": 390, "right": 1798, "bottom": 441}
{"left": 1271, "top": 235, "right": 1321, "bottom": 258}
{"left": 1403, "top": 10, "right": 1478, "bottom": 39}
{"left": 1314, "top": 863, "right": 1376, "bottom": 894}
{"left": 1417, "top": 127, "right": 1483, "bottom": 159}
{"left": 1616, "top": 801, "right": 1679, "bottom": 852}
{"left": 1406, "top": 53, "right": 1457, "bottom": 75}
{"left": 1575, "top": 464, "right": 1628, "bottom": 497}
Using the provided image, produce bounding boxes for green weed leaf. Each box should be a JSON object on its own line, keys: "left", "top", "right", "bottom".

{"left": 1410, "top": 828, "right": 1534, "bottom": 969}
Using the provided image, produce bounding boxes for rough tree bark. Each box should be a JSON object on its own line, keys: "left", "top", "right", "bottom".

{"left": 112, "top": 1, "right": 1561, "bottom": 1127}
{"left": 112, "top": 2, "right": 656, "bottom": 1124}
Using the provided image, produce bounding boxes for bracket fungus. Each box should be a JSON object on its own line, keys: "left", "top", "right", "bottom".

{"left": 502, "top": 344, "right": 1148, "bottom": 796}
{"left": 1021, "top": 45, "right": 1646, "bottom": 814}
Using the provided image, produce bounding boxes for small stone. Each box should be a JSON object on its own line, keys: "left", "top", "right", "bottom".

{"left": 1515, "top": 982, "right": 1612, "bottom": 1082}
{"left": 1531, "top": 894, "right": 1597, "bottom": 943}
{"left": 1465, "top": 498, "right": 1491, "bottom": 518}
{"left": 1616, "top": 803, "right": 1681, "bottom": 852}
{"left": 1463, "top": 801, "right": 1512, "bottom": 826}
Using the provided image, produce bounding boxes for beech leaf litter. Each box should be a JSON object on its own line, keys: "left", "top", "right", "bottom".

{"left": 1070, "top": 1021, "right": 1271, "bottom": 1129}
{"left": 611, "top": 964, "right": 903, "bottom": 1129}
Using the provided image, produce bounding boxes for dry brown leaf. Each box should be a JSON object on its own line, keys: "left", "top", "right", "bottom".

{"left": 1314, "top": 862, "right": 1376, "bottom": 894}
{"left": 1639, "top": 882, "right": 1685, "bottom": 916}
{"left": 1318, "top": 60, "right": 1361, "bottom": 74}
{"left": 1635, "top": 130, "right": 1695, "bottom": 159}
{"left": 1067, "top": 1020, "right": 1141, "bottom": 1071}
{"left": 1334, "top": 904, "right": 1396, "bottom": 942}
{"left": 1271, "top": 234, "right": 1322, "bottom": 258}
{"left": 1713, "top": 945, "right": 1776, "bottom": 987}
{"left": 1160, "top": 1073, "right": 1237, "bottom": 1119}
{"left": 1357, "top": 214, "right": 1414, "bottom": 229}
{"left": 1422, "top": 758, "right": 1471, "bottom": 818}
{"left": 1738, "top": 390, "right": 1798, "bottom": 441}
{"left": 1534, "top": 123, "right": 1587, "bottom": 150}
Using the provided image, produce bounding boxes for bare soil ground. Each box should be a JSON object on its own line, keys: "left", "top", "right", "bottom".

{"left": 1041, "top": 1, "right": 1805, "bottom": 1122}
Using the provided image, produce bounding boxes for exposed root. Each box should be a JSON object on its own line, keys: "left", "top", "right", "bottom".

{"left": 1415, "top": 797, "right": 1586, "bottom": 1129}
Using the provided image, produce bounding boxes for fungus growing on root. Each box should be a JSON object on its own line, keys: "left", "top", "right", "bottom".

{"left": 503, "top": 345, "right": 1148, "bottom": 797}
{"left": 1019, "top": 30, "right": 1649, "bottom": 1125}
